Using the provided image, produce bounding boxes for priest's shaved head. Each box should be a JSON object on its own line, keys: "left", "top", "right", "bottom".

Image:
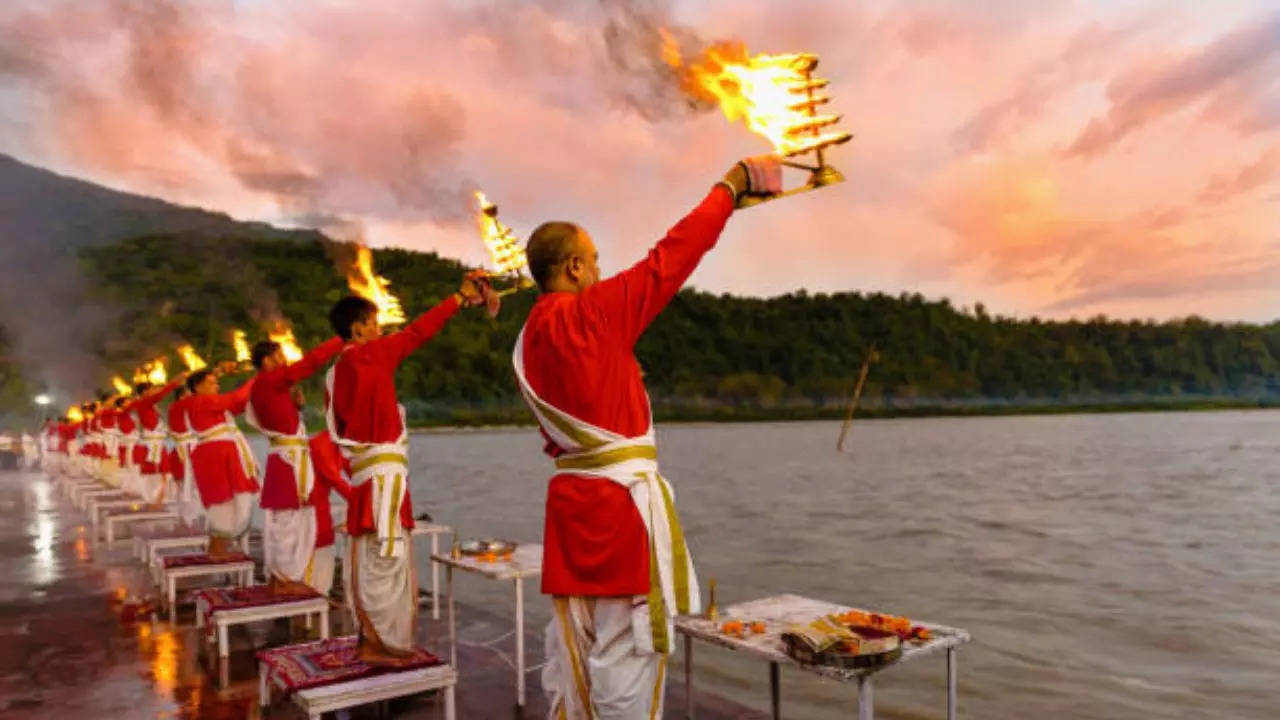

{"left": 527, "top": 222, "right": 600, "bottom": 293}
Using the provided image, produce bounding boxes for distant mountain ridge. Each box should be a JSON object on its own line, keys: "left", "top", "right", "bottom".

{"left": 0, "top": 153, "right": 314, "bottom": 248}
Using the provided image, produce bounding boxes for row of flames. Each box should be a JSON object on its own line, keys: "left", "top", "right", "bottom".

{"left": 337, "top": 33, "right": 842, "bottom": 310}
{"left": 72, "top": 36, "right": 839, "bottom": 422}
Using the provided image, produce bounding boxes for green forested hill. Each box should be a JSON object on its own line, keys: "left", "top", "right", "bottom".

{"left": 46, "top": 231, "right": 1280, "bottom": 427}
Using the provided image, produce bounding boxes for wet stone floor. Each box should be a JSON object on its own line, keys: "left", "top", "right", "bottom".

{"left": 0, "top": 471, "right": 763, "bottom": 719}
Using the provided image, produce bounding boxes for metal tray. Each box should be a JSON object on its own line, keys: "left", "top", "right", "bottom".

{"left": 458, "top": 538, "right": 519, "bottom": 557}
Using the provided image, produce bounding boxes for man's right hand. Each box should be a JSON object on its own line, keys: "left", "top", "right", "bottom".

{"left": 723, "top": 155, "right": 783, "bottom": 206}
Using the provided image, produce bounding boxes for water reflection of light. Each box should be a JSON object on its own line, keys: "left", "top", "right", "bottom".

{"left": 151, "top": 627, "right": 179, "bottom": 694}
{"left": 74, "top": 537, "right": 90, "bottom": 562}
{"left": 31, "top": 515, "right": 56, "bottom": 585}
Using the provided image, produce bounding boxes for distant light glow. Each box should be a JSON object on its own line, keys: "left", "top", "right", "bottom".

{"left": 33, "top": 394, "right": 51, "bottom": 406}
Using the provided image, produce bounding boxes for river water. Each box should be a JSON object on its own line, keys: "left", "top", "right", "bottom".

{"left": 318, "top": 411, "right": 1279, "bottom": 719}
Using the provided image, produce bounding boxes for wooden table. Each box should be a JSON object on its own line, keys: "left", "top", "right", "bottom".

{"left": 432, "top": 543, "right": 543, "bottom": 709}
{"left": 411, "top": 523, "right": 451, "bottom": 620}
{"left": 677, "top": 594, "right": 971, "bottom": 720}
{"left": 196, "top": 589, "right": 330, "bottom": 688}
{"left": 258, "top": 641, "right": 457, "bottom": 720}
{"left": 105, "top": 509, "right": 179, "bottom": 543}
{"left": 160, "top": 555, "right": 255, "bottom": 624}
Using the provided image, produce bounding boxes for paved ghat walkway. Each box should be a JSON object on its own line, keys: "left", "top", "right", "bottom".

{"left": 0, "top": 470, "right": 764, "bottom": 719}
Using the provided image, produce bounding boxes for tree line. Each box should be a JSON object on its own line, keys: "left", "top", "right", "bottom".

{"left": 3, "top": 229, "right": 1280, "bottom": 427}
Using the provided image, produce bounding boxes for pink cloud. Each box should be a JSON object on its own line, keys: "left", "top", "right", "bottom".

{"left": 1, "top": 0, "right": 1279, "bottom": 322}
{"left": 1066, "top": 12, "right": 1280, "bottom": 157}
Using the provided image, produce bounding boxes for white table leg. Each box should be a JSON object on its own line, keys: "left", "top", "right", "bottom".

{"left": 445, "top": 684, "right": 455, "bottom": 720}
{"left": 259, "top": 662, "right": 269, "bottom": 709}
{"left": 515, "top": 576, "right": 525, "bottom": 708}
{"left": 218, "top": 622, "right": 229, "bottom": 658}
{"left": 305, "top": 612, "right": 313, "bottom": 632}
{"left": 857, "top": 674, "right": 874, "bottom": 720}
{"left": 685, "top": 633, "right": 695, "bottom": 720}
{"left": 447, "top": 566, "right": 456, "bottom": 668}
{"left": 431, "top": 533, "right": 440, "bottom": 620}
{"left": 106, "top": 518, "right": 114, "bottom": 544}
{"left": 168, "top": 576, "right": 177, "bottom": 625}
{"left": 947, "top": 647, "right": 957, "bottom": 720}
{"left": 320, "top": 607, "right": 330, "bottom": 640}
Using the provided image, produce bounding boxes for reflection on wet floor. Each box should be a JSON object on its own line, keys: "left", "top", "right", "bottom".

{"left": 0, "top": 471, "right": 760, "bottom": 719}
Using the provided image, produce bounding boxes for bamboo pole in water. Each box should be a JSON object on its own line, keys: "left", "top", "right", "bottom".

{"left": 836, "top": 344, "right": 877, "bottom": 452}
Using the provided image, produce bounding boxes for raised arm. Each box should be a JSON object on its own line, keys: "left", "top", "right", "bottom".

{"left": 361, "top": 295, "right": 460, "bottom": 368}
{"left": 582, "top": 185, "right": 734, "bottom": 345}
{"left": 281, "top": 336, "right": 345, "bottom": 384}
{"left": 188, "top": 378, "right": 255, "bottom": 415}
{"left": 135, "top": 378, "right": 184, "bottom": 410}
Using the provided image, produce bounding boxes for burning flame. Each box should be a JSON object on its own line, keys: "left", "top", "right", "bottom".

{"left": 268, "top": 326, "right": 303, "bottom": 364}
{"left": 474, "top": 190, "right": 529, "bottom": 277}
{"left": 660, "top": 31, "right": 849, "bottom": 156}
{"left": 346, "top": 245, "right": 406, "bottom": 325}
{"left": 111, "top": 376, "right": 132, "bottom": 396}
{"left": 131, "top": 368, "right": 148, "bottom": 385}
{"left": 146, "top": 359, "right": 167, "bottom": 385}
{"left": 67, "top": 406, "right": 84, "bottom": 423}
{"left": 177, "top": 344, "right": 207, "bottom": 372}
{"left": 232, "top": 329, "right": 250, "bottom": 364}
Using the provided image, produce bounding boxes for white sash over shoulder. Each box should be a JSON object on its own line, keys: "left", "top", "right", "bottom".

{"left": 325, "top": 351, "right": 410, "bottom": 559}
{"left": 513, "top": 330, "right": 699, "bottom": 655}
{"left": 195, "top": 411, "right": 259, "bottom": 481}
{"left": 246, "top": 400, "right": 313, "bottom": 504}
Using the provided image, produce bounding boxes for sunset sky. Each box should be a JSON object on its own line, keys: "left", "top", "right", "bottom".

{"left": 2, "top": 0, "right": 1277, "bottom": 321}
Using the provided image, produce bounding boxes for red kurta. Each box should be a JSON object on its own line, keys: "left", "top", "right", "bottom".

{"left": 57, "top": 422, "right": 77, "bottom": 453}
{"left": 328, "top": 295, "right": 459, "bottom": 534}
{"left": 132, "top": 380, "right": 183, "bottom": 472}
{"left": 117, "top": 402, "right": 138, "bottom": 467}
{"left": 521, "top": 185, "right": 733, "bottom": 596}
{"left": 187, "top": 380, "right": 257, "bottom": 507}
{"left": 309, "top": 430, "right": 354, "bottom": 548}
{"left": 253, "top": 337, "right": 344, "bottom": 510}
{"left": 164, "top": 396, "right": 190, "bottom": 481}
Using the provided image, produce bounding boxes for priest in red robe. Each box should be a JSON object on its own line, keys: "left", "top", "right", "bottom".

{"left": 165, "top": 385, "right": 202, "bottom": 526}
{"left": 186, "top": 362, "right": 257, "bottom": 556}
{"left": 248, "top": 335, "right": 343, "bottom": 593}
{"left": 129, "top": 379, "right": 186, "bottom": 506}
{"left": 514, "top": 155, "right": 780, "bottom": 718}
{"left": 325, "top": 270, "right": 494, "bottom": 665}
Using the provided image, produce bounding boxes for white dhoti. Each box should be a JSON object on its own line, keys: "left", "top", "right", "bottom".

{"left": 309, "top": 544, "right": 336, "bottom": 596}
{"left": 544, "top": 596, "right": 666, "bottom": 720}
{"left": 263, "top": 508, "right": 318, "bottom": 583}
{"left": 345, "top": 533, "right": 416, "bottom": 653}
{"left": 206, "top": 492, "right": 253, "bottom": 540}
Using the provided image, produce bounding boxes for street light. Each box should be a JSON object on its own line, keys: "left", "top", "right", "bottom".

{"left": 33, "top": 394, "right": 51, "bottom": 406}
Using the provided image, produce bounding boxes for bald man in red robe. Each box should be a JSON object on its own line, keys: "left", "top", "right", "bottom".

{"left": 514, "top": 155, "right": 780, "bottom": 718}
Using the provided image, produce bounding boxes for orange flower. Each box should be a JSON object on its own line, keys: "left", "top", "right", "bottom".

{"left": 750, "top": 621, "right": 766, "bottom": 634}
